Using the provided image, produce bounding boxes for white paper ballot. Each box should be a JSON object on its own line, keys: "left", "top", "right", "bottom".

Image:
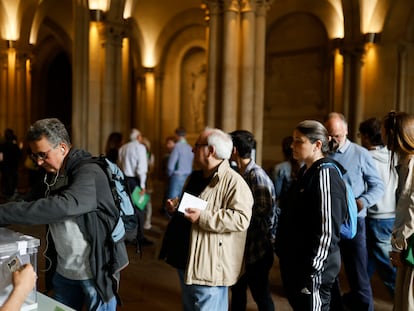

{"left": 178, "top": 192, "right": 208, "bottom": 213}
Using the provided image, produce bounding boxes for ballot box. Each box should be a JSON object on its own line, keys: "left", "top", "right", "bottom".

{"left": 0, "top": 227, "right": 40, "bottom": 310}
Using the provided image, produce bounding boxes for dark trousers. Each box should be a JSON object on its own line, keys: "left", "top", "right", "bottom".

{"left": 330, "top": 217, "right": 374, "bottom": 311}
{"left": 280, "top": 251, "right": 341, "bottom": 311}
{"left": 231, "top": 250, "right": 275, "bottom": 311}
{"left": 125, "top": 176, "right": 145, "bottom": 242}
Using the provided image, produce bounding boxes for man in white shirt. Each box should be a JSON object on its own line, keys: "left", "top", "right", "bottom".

{"left": 118, "top": 128, "right": 152, "bottom": 247}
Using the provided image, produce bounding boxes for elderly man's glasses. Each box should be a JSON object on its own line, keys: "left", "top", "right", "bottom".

{"left": 30, "top": 149, "right": 52, "bottom": 161}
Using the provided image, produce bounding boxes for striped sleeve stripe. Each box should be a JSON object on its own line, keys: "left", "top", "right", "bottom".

{"left": 312, "top": 168, "right": 333, "bottom": 272}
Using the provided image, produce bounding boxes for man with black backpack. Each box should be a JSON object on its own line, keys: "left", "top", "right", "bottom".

{"left": 0, "top": 118, "right": 127, "bottom": 311}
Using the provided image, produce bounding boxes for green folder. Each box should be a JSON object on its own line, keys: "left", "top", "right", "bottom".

{"left": 131, "top": 186, "right": 150, "bottom": 210}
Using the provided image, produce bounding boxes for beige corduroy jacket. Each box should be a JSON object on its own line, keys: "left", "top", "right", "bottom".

{"left": 184, "top": 160, "right": 253, "bottom": 286}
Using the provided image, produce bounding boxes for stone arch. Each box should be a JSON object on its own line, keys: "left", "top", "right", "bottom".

{"left": 155, "top": 8, "right": 205, "bottom": 70}
{"left": 160, "top": 32, "right": 206, "bottom": 142}
{"left": 268, "top": 1, "right": 343, "bottom": 38}
{"left": 31, "top": 17, "right": 72, "bottom": 130}
{"left": 156, "top": 8, "right": 206, "bottom": 142}
{"left": 180, "top": 47, "right": 207, "bottom": 134}
{"left": 128, "top": 18, "right": 144, "bottom": 70}
{"left": 263, "top": 12, "right": 330, "bottom": 167}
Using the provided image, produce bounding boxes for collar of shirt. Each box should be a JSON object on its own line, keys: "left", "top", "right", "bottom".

{"left": 337, "top": 138, "right": 351, "bottom": 154}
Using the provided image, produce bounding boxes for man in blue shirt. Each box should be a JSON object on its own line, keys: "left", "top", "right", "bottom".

{"left": 166, "top": 127, "right": 194, "bottom": 201}
{"left": 325, "top": 112, "right": 384, "bottom": 311}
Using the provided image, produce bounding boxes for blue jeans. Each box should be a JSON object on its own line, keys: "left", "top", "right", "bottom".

{"left": 52, "top": 273, "right": 117, "bottom": 311}
{"left": 366, "top": 217, "right": 396, "bottom": 296}
{"left": 178, "top": 270, "right": 228, "bottom": 311}
{"left": 166, "top": 174, "right": 189, "bottom": 200}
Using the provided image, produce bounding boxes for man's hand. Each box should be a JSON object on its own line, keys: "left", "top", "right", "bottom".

{"left": 13, "top": 264, "right": 37, "bottom": 296}
{"left": 1, "top": 264, "right": 37, "bottom": 311}
{"left": 166, "top": 197, "right": 179, "bottom": 213}
{"left": 184, "top": 208, "right": 201, "bottom": 223}
{"left": 356, "top": 199, "right": 364, "bottom": 212}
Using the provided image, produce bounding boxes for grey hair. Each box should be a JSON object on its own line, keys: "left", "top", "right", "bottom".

{"left": 296, "top": 120, "right": 338, "bottom": 155}
{"left": 26, "top": 118, "right": 71, "bottom": 147}
{"left": 325, "top": 112, "right": 348, "bottom": 128}
{"left": 206, "top": 128, "right": 233, "bottom": 160}
{"left": 130, "top": 128, "right": 141, "bottom": 141}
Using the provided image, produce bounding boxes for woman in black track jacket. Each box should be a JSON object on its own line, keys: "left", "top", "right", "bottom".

{"left": 275, "top": 120, "right": 348, "bottom": 311}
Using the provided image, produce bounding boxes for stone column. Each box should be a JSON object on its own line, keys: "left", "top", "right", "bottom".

{"left": 221, "top": 0, "right": 240, "bottom": 131}
{"left": 73, "top": 2, "right": 90, "bottom": 150}
{"left": 121, "top": 37, "right": 132, "bottom": 136}
{"left": 100, "top": 21, "right": 125, "bottom": 151}
{"left": 153, "top": 69, "right": 163, "bottom": 174}
{"left": 0, "top": 53, "right": 7, "bottom": 129}
{"left": 253, "top": 0, "right": 272, "bottom": 164}
{"left": 204, "top": 0, "right": 220, "bottom": 128}
{"left": 0, "top": 48, "right": 30, "bottom": 140}
{"left": 396, "top": 43, "right": 407, "bottom": 112}
{"left": 87, "top": 21, "right": 103, "bottom": 154}
{"left": 239, "top": 0, "right": 256, "bottom": 131}
{"left": 14, "top": 52, "right": 30, "bottom": 138}
{"left": 341, "top": 44, "right": 365, "bottom": 139}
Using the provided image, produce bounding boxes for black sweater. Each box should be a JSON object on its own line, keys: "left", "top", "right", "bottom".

{"left": 275, "top": 158, "right": 347, "bottom": 281}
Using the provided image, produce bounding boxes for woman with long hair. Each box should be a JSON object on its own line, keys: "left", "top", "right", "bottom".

{"left": 383, "top": 111, "right": 414, "bottom": 311}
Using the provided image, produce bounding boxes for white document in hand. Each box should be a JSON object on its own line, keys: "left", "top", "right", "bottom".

{"left": 178, "top": 192, "right": 208, "bottom": 213}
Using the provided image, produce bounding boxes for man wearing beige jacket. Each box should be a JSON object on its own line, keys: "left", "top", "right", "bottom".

{"left": 163, "top": 127, "right": 253, "bottom": 311}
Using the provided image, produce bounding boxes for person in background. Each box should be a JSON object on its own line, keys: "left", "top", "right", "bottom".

{"left": 325, "top": 112, "right": 384, "bottom": 311}
{"left": 141, "top": 136, "right": 155, "bottom": 230}
{"left": 275, "top": 120, "right": 347, "bottom": 311}
{"left": 104, "top": 132, "right": 123, "bottom": 164}
{"left": 359, "top": 117, "right": 397, "bottom": 297}
{"left": 118, "top": 128, "right": 152, "bottom": 246}
{"left": 165, "top": 127, "right": 193, "bottom": 202}
{"left": 230, "top": 129, "right": 276, "bottom": 311}
{"left": 383, "top": 111, "right": 414, "bottom": 310}
{"left": 160, "top": 136, "right": 177, "bottom": 217}
{"left": 160, "top": 127, "right": 253, "bottom": 311}
{"left": 0, "top": 128, "right": 23, "bottom": 200}
{"left": 0, "top": 264, "right": 37, "bottom": 311}
{"left": 271, "top": 135, "right": 300, "bottom": 234}
{"left": 272, "top": 135, "right": 300, "bottom": 197}
{"left": 0, "top": 118, "right": 127, "bottom": 311}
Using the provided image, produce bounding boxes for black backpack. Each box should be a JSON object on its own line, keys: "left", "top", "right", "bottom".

{"left": 80, "top": 155, "right": 137, "bottom": 242}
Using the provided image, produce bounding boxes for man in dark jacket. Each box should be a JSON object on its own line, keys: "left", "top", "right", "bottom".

{"left": 229, "top": 130, "right": 276, "bottom": 311}
{"left": 0, "top": 118, "right": 128, "bottom": 311}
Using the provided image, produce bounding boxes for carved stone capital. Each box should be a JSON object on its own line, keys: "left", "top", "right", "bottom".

{"left": 98, "top": 20, "right": 128, "bottom": 47}
{"left": 256, "top": 0, "right": 273, "bottom": 16}
{"left": 223, "top": 0, "right": 240, "bottom": 12}
{"left": 241, "top": 0, "right": 256, "bottom": 12}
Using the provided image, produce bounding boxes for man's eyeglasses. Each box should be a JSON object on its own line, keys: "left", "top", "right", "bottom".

{"left": 330, "top": 134, "right": 345, "bottom": 140}
{"left": 30, "top": 149, "right": 52, "bottom": 161}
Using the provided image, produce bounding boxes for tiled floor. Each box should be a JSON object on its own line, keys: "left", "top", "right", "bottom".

{"left": 8, "top": 178, "right": 393, "bottom": 311}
